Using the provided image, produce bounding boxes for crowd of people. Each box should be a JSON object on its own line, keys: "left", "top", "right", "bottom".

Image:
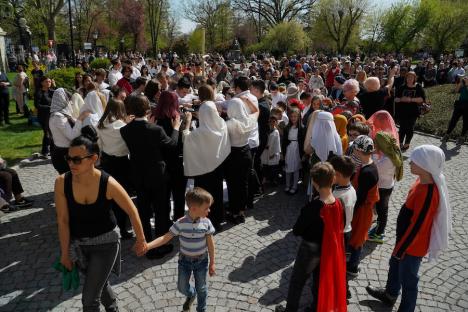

{"left": 0, "top": 51, "right": 460, "bottom": 312}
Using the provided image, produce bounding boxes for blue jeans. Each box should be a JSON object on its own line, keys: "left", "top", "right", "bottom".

{"left": 385, "top": 255, "right": 422, "bottom": 312}
{"left": 177, "top": 253, "right": 208, "bottom": 312}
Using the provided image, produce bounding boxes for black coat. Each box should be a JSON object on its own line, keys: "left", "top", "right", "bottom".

{"left": 257, "top": 97, "right": 271, "bottom": 154}
{"left": 120, "top": 119, "right": 179, "bottom": 188}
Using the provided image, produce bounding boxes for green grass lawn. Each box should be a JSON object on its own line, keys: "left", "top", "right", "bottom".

{"left": 0, "top": 73, "right": 43, "bottom": 165}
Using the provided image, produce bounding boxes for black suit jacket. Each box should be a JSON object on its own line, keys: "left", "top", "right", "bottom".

{"left": 257, "top": 97, "right": 271, "bottom": 154}
{"left": 120, "top": 119, "right": 179, "bottom": 188}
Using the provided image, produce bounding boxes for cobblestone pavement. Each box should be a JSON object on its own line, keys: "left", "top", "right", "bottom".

{"left": 0, "top": 133, "right": 467, "bottom": 312}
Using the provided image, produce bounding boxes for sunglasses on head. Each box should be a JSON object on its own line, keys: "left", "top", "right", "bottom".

{"left": 65, "top": 154, "right": 94, "bottom": 164}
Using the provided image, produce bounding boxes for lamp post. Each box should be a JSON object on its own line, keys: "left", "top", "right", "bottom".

{"left": 93, "top": 30, "right": 99, "bottom": 56}
{"left": 67, "top": 0, "right": 75, "bottom": 66}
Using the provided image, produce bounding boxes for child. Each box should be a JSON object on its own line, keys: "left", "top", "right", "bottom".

{"left": 368, "top": 131, "right": 403, "bottom": 243}
{"left": 282, "top": 108, "right": 304, "bottom": 195}
{"left": 275, "top": 162, "right": 347, "bottom": 312}
{"left": 329, "top": 156, "right": 357, "bottom": 246}
{"left": 330, "top": 156, "right": 357, "bottom": 300}
{"left": 346, "top": 122, "right": 370, "bottom": 171}
{"left": 347, "top": 135, "right": 379, "bottom": 277}
{"left": 366, "top": 145, "right": 451, "bottom": 312}
{"left": 261, "top": 116, "right": 281, "bottom": 185}
{"left": 147, "top": 187, "right": 216, "bottom": 312}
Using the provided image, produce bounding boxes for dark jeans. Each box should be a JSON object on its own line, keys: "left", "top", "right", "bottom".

{"left": 225, "top": 145, "right": 251, "bottom": 215}
{"left": 0, "top": 168, "right": 24, "bottom": 201}
{"left": 446, "top": 103, "right": 468, "bottom": 136}
{"left": 51, "top": 146, "right": 69, "bottom": 174}
{"left": 399, "top": 116, "right": 418, "bottom": 146}
{"left": 285, "top": 240, "right": 320, "bottom": 312}
{"left": 37, "top": 112, "right": 51, "bottom": 155}
{"left": 80, "top": 242, "right": 119, "bottom": 312}
{"left": 194, "top": 163, "right": 224, "bottom": 228}
{"left": 100, "top": 153, "right": 133, "bottom": 234}
{"left": 177, "top": 254, "right": 208, "bottom": 312}
{"left": 375, "top": 187, "right": 394, "bottom": 235}
{"left": 386, "top": 255, "right": 422, "bottom": 312}
{"left": 0, "top": 92, "right": 9, "bottom": 123}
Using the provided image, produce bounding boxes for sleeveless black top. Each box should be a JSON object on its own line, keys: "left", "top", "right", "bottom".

{"left": 64, "top": 171, "right": 117, "bottom": 238}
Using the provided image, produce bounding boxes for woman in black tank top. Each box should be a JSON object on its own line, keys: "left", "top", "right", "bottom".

{"left": 54, "top": 126, "right": 147, "bottom": 312}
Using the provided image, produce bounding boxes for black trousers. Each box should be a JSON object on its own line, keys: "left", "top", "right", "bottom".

{"left": 446, "top": 103, "right": 468, "bottom": 136}
{"left": 247, "top": 148, "right": 262, "bottom": 209}
{"left": 398, "top": 115, "right": 418, "bottom": 145}
{"left": 285, "top": 240, "right": 320, "bottom": 312}
{"left": 225, "top": 145, "right": 251, "bottom": 215}
{"left": 37, "top": 112, "right": 51, "bottom": 155}
{"left": 0, "top": 168, "right": 24, "bottom": 201}
{"left": 136, "top": 177, "right": 171, "bottom": 241}
{"left": 166, "top": 158, "right": 187, "bottom": 221}
{"left": 100, "top": 153, "right": 132, "bottom": 233}
{"left": 51, "top": 146, "right": 69, "bottom": 174}
{"left": 0, "top": 92, "right": 9, "bottom": 123}
{"left": 375, "top": 187, "right": 394, "bottom": 235}
{"left": 194, "top": 163, "right": 224, "bottom": 229}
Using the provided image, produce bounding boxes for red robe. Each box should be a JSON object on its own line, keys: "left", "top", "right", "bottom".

{"left": 317, "top": 200, "right": 347, "bottom": 312}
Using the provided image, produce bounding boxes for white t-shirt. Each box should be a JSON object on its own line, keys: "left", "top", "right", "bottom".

{"left": 108, "top": 69, "right": 123, "bottom": 87}
{"left": 333, "top": 184, "right": 357, "bottom": 233}
{"left": 97, "top": 119, "right": 129, "bottom": 157}
{"left": 372, "top": 154, "right": 396, "bottom": 189}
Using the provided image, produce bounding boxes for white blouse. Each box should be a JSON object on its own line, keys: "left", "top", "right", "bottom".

{"left": 97, "top": 119, "right": 129, "bottom": 157}
{"left": 49, "top": 114, "right": 82, "bottom": 148}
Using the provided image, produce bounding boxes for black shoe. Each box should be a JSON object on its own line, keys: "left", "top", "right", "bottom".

{"left": 347, "top": 288, "right": 352, "bottom": 299}
{"left": 365, "top": 286, "right": 397, "bottom": 306}
{"left": 234, "top": 215, "right": 245, "bottom": 224}
{"left": 182, "top": 295, "right": 196, "bottom": 312}
{"left": 214, "top": 223, "right": 223, "bottom": 232}
{"left": 275, "top": 305, "right": 286, "bottom": 312}
{"left": 120, "top": 230, "right": 134, "bottom": 240}
{"left": 145, "top": 244, "right": 174, "bottom": 259}
{"left": 346, "top": 265, "right": 360, "bottom": 278}
{"left": 14, "top": 198, "right": 33, "bottom": 208}
{"left": 1, "top": 204, "right": 18, "bottom": 213}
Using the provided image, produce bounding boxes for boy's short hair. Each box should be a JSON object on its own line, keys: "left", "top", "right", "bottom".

{"left": 271, "top": 107, "right": 283, "bottom": 115}
{"left": 329, "top": 156, "right": 355, "bottom": 179}
{"left": 347, "top": 122, "right": 370, "bottom": 136}
{"left": 276, "top": 101, "right": 287, "bottom": 111}
{"left": 186, "top": 187, "right": 213, "bottom": 207}
{"left": 310, "top": 162, "right": 335, "bottom": 189}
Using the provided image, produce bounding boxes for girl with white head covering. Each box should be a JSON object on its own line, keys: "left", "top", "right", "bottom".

{"left": 224, "top": 97, "right": 258, "bottom": 223}
{"left": 49, "top": 88, "right": 88, "bottom": 174}
{"left": 366, "top": 145, "right": 451, "bottom": 312}
{"left": 182, "top": 85, "right": 231, "bottom": 230}
{"left": 311, "top": 111, "right": 343, "bottom": 162}
{"left": 80, "top": 86, "right": 107, "bottom": 127}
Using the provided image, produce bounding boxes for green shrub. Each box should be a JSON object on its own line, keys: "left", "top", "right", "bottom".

{"left": 90, "top": 58, "right": 111, "bottom": 70}
{"left": 415, "top": 84, "right": 461, "bottom": 138}
{"left": 47, "top": 67, "right": 83, "bottom": 90}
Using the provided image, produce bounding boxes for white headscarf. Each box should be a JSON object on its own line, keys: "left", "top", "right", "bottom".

{"left": 183, "top": 101, "right": 231, "bottom": 177}
{"left": 410, "top": 145, "right": 451, "bottom": 261}
{"left": 311, "top": 111, "right": 343, "bottom": 162}
{"left": 226, "top": 98, "right": 257, "bottom": 141}
{"left": 81, "top": 90, "right": 105, "bottom": 117}
{"left": 50, "top": 88, "right": 73, "bottom": 116}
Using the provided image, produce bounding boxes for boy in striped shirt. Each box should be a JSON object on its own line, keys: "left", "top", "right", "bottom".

{"left": 148, "top": 187, "right": 216, "bottom": 312}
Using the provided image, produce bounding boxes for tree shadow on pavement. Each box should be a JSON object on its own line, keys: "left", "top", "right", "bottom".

{"left": 228, "top": 232, "right": 297, "bottom": 283}
{"left": 0, "top": 191, "right": 178, "bottom": 311}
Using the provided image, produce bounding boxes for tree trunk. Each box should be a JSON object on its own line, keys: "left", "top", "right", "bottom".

{"left": 47, "top": 19, "right": 56, "bottom": 41}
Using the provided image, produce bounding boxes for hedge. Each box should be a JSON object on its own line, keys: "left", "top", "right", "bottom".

{"left": 90, "top": 58, "right": 111, "bottom": 70}
{"left": 415, "top": 84, "right": 461, "bottom": 139}
{"left": 47, "top": 67, "right": 83, "bottom": 90}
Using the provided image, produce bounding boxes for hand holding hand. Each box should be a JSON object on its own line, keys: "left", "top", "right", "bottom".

{"left": 133, "top": 240, "right": 147, "bottom": 257}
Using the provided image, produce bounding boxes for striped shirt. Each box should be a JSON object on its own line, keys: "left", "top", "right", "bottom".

{"left": 170, "top": 214, "right": 215, "bottom": 257}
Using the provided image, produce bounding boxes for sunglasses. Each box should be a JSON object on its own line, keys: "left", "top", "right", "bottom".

{"left": 65, "top": 154, "right": 94, "bottom": 164}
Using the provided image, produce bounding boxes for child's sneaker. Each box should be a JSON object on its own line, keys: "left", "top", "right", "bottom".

{"left": 368, "top": 233, "right": 385, "bottom": 244}
{"left": 182, "top": 295, "right": 196, "bottom": 312}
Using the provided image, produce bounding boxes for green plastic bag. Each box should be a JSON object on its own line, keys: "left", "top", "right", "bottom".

{"left": 53, "top": 257, "right": 80, "bottom": 290}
